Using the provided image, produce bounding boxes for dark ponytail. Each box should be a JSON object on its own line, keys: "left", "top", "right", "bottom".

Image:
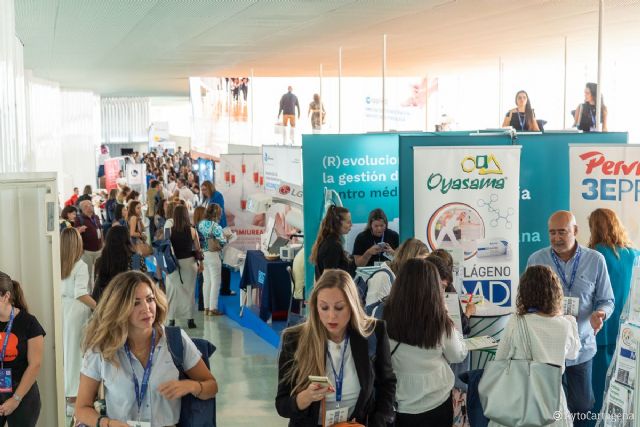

{"left": 309, "top": 205, "right": 350, "bottom": 264}
{"left": 0, "top": 272, "right": 29, "bottom": 312}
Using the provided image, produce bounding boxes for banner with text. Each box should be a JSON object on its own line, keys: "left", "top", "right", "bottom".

{"left": 263, "top": 146, "right": 303, "bottom": 205}
{"left": 218, "top": 153, "right": 265, "bottom": 251}
{"left": 414, "top": 146, "right": 521, "bottom": 307}
{"left": 570, "top": 145, "right": 640, "bottom": 247}
{"left": 302, "top": 134, "right": 399, "bottom": 292}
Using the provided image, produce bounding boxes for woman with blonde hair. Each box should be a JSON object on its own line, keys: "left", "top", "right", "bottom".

{"left": 75, "top": 271, "right": 218, "bottom": 427}
{"left": 588, "top": 208, "right": 639, "bottom": 413}
{"left": 365, "top": 238, "right": 429, "bottom": 313}
{"left": 197, "top": 204, "right": 227, "bottom": 316}
{"left": 60, "top": 228, "right": 96, "bottom": 412}
{"left": 276, "top": 269, "right": 396, "bottom": 426}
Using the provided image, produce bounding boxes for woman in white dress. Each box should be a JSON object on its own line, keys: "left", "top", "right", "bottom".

{"left": 488, "top": 265, "right": 581, "bottom": 427}
{"left": 60, "top": 228, "right": 96, "bottom": 411}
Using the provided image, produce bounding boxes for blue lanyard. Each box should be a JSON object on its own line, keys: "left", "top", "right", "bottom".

{"left": 590, "top": 109, "right": 597, "bottom": 130}
{"left": 550, "top": 246, "right": 582, "bottom": 292}
{"left": 327, "top": 334, "right": 349, "bottom": 402}
{"left": 517, "top": 112, "right": 526, "bottom": 130}
{"left": 0, "top": 307, "right": 15, "bottom": 369}
{"left": 124, "top": 329, "right": 156, "bottom": 417}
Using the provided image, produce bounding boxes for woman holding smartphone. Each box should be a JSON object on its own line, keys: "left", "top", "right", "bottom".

{"left": 276, "top": 269, "right": 396, "bottom": 426}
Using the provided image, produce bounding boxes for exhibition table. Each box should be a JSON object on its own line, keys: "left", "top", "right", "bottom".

{"left": 465, "top": 302, "right": 512, "bottom": 369}
{"left": 239, "top": 250, "right": 291, "bottom": 321}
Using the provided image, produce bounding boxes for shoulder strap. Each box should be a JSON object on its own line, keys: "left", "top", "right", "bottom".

{"left": 367, "top": 267, "right": 394, "bottom": 284}
{"left": 165, "top": 326, "right": 185, "bottom": 372}
{"left": 390, "top": 342, "right": 401, "bottom": 357}
{"left": 367, "top": 326, "right": 378, "bottom": 359}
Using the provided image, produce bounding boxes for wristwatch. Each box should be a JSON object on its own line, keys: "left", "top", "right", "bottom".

{"left": 12, "top": 393, "right": 21, "bottom": 402}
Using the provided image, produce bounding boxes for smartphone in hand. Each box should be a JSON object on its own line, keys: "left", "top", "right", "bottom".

{"left": 308, "top": 375, "right": 334, "bottom": 389}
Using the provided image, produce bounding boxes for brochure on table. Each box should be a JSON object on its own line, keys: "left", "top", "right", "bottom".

{"left": 600, "top": 258, "right": 640, "bottom": 425}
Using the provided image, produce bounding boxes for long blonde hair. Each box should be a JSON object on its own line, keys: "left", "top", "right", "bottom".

{"left": 82, "top": 271, "right": 168, "bottom": 366}
{"left": 280, "top": 269, "right": 375, "bottom": 395}
{"left": 389, "top": 238, "right": 429, "bottom": 275}
{"left": 588, "top": 208, "right": 633, "bottom": 258}
{"left": 61, "top": 228, "right": 84, "bottom": 279}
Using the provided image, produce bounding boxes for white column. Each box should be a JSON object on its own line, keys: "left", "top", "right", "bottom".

{"left": 338, "top": 47, "right": 342, "bottom": 133}
{"left": 382, "top": 34, "right": 387, "bottom": 132}
{"left": 596, "top": 0, "right": 604, "bottom": 131}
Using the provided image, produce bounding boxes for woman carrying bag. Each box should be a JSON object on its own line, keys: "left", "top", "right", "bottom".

{"left": 480, "top": 266, "right": 581, "bottom": 427}
{"left": 166, "top": 204, "right": 202, "bottom": 329}
{"left": 276, "top": 269, "right": 396, "bottom": 427}
{"left": 197, "top": 204, "right": 227, "bottom": 316}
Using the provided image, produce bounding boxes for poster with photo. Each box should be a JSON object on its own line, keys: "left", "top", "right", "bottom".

{"left": 262, "top": 145, "right": 303, "bottom": 205}
{"left": 413, "top": 146, "right": 521, "bottom": 307}
{"left": 218, "top": 153, "right": 264, "bottom": 251}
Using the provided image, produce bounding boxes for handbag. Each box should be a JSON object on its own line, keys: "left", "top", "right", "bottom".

{"left": 478, "top": 315, "right": 562, "bottom": 427}
{"left": 207, "top": 237, "right": 222, "bottom": 252}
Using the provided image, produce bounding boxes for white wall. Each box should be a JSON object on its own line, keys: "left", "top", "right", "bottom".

{"left": 0, "top": 0, "right": 29, "bottom": 173}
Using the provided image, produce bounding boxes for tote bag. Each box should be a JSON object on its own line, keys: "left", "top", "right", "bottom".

{"left": 478, "top": 315, "right": 562, "bottom": 427}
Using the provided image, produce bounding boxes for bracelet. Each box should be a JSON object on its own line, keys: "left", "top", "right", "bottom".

{"left": 95, "top": 415, "right": 106, "bottom": 427}
{"left": 194, "top": 380, "right": 203, "bottom": 398}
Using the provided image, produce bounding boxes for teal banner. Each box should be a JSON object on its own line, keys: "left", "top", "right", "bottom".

{"left": 302, "top": 133, "right": 400, "bottom": 293}
{"left": 399, "top": 132, "right": 628, "bottom": 273}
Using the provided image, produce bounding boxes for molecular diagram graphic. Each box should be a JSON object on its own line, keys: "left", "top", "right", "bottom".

{"left": 478, "top": 194, "right": 514, "bottom": 229}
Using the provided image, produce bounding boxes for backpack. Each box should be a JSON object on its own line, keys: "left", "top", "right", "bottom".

{"left": 152, "top": 228, "right": 179, "bottom": 277}
{"left": 354, "top": 268, "right": 395, "bottom": 313}
{"left": 165, "top": 326, "right": 217, "bottom": 427}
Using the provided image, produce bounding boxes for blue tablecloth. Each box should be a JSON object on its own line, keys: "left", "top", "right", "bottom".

{"left": 239, "top": 250, "right": 292, "bottom": 321}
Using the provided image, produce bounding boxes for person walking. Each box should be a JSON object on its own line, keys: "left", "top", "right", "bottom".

{"left": 278, "top": 86, "right": 300, "bottom": 144}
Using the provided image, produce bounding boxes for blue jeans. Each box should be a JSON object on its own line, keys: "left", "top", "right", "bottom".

{"left": 593, "top": 344, "right": 615, "bottom": 415}
{"left": 563, "top": 359, "right": 595, "bottom": 427}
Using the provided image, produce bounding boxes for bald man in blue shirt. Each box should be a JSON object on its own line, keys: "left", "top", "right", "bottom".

{"left": 527, "top": 210, "right": 614, "bottom": 427}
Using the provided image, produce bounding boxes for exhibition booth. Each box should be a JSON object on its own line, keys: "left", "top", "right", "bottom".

{"left": 214, "top": 130, "right": 636, "bottom": 347}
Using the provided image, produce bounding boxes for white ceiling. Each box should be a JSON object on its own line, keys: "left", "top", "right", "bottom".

{"left": 14, "top": 0, "right": 640, "bottom": 96}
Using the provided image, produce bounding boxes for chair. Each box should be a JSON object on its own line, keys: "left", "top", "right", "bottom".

{"left": 286, "top": 266, "right": 306, "bottom": 327}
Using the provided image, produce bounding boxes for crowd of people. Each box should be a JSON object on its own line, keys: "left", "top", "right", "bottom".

{"left": 4, "top": 139, "right": 633, "bottom": 426}
{"left": 51, "top": 148, "right": 233, "bottom": 426}
{"left": 274, "top": 205, "right": 637, "bottom": 426}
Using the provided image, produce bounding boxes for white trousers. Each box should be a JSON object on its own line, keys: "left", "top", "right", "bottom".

{"left": 81, "top": 249, "right": 102, "bottom": 292}
{"left": 166, "top": 257, "right": 197, "bottom": 321}
{"left": 202, "top": 251, "right": 222, "bottom": 310}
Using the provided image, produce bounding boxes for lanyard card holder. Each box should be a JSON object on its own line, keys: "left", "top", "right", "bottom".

{"left": 0, "top": 368, "right": 11, "bottom": 393}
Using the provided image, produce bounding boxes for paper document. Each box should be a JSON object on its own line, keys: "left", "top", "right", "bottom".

{"left": 445, "top": 292, "right": 463, "bottom": 333}
{"left": 464, "top": 336, "right": 498, "bottom": 351}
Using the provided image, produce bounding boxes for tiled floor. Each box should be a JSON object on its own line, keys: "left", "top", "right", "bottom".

{"left": 187, "top": 312, "right": 285, "bottom": 427}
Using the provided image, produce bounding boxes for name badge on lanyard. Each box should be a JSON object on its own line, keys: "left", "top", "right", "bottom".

{"left": 518, "top": 112, "right": 526, "bottom": 130}
{"left": 325, "top": 334, "right": 351, "bottom": 425}
{"left": 0, "top": 307, "right": 15, "bottom": 393}
{"left": 563, "top": 297, "right": 580, "bottom": 317}
{"left": 124, "top": 329, "right": 156, "bottom": 425}
{"left": 324, "top": 407, "right": 350, "bottom": 426}
{"left": 551, "top": 247, "right": 582, "bottom": 294}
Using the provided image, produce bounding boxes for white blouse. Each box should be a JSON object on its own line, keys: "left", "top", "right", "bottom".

{"left": 364, "top": 263, "right": 395, "bottom": 307}
{"left": 494, "top": 314, "right": 581, "bottom": 373}
{"left": 61, "top": 259, "right": 90, "bottom": 300}
{"left": 321, "top": 338, "right": 361, "bottom": 422}
{"left": 81, "top": 327, "right": 201, "bottom": 427}
{"left": 390, "top": 328, "right": 468, "bottom": 414}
